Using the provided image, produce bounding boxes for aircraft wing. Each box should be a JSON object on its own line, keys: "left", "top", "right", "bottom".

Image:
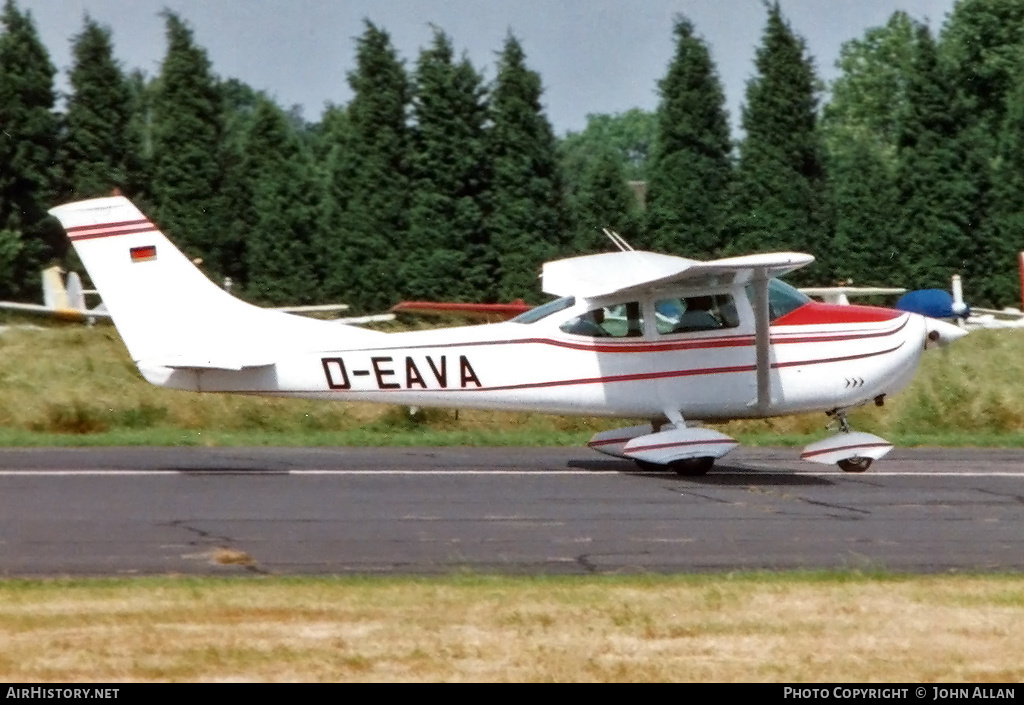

{"left": 149, "top": 354, "right": 276, "bottom": 371}
{"left": 800, "top": 287, "right": 906, "bottom": 297}
{"left": 970, "top": 306, "right": 1024, "bottom": 318}
{"left": 335, "top": 313, "right": 396, "bottom": 325}
{"left": 0, "top": 301, "right": 112, "bottom": 322}
{"left": 800, "top": 287, "right": 906, "bottom": 305}
{"left": 542, "top": 251, "right": 814, "bottom": 298}
{"left": 264, "top": 304, "right": 396, "bottom": 324}
{"left": 272, "top": 304, "right": 349, "bottom": 315}
{"left": 390, "top": 300, "right": 532, "bottom": 321}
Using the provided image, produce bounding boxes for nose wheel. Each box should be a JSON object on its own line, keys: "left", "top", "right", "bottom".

{"left": 830, "top": 410, "right": 873, "bottom": 472}
{"left": 801, "top": 411, "right": 893, "bottom": 472}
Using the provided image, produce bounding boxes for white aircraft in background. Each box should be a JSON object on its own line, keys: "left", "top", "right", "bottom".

{"left": 0, "top": 266, "right": 391, "bottom": 326}
{"left": 800, "top": 286, "right": 906, "bottom": 306}
{"left": 49, "top": 195, "right": 966, "bottom": 475}
{"left": 0, "top": 265, "right": 110, "bottom": 323}
{"left": 800, "top": 273, "right": 1024, "bottom": 330}
{"left": 897, "top": 273, "right": 1024, "bottom": 330}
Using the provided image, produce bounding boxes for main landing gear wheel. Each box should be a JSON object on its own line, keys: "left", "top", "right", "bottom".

{"left": 669, "top": 457, "right": 715, "bottom": 477}
{"left": 632, "top": 457, "right": 715, "bottom": 475}
{"left": 634, "top": 459, "right": 666, "bottom": 472}
{"left": 837, "top": 457, "right": 873, "bottom": 473}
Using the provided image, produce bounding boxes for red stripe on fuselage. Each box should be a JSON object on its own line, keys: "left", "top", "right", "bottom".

{"left": 291, "top": 340, "right": 906, "bottom": 397}
{"left": 473, "top": 340, "right": 905, "bottom": 393}
{"left": 333, "top": 314, "right": 911, "bottom": 357}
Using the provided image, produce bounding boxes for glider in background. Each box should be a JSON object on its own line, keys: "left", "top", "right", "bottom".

{"left": 0, "top": 266, "right": 110, "bottom": 323}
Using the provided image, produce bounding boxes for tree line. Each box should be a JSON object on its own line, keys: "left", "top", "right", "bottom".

{"left": 1, "top": 0, "right": 1023, "bottom": 311}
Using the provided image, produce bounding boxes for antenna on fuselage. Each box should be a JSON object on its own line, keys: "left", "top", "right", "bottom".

{"left": 602, "top": 228, "right": 634, "bottom": 252}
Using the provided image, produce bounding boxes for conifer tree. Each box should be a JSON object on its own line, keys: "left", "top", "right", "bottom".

{"left": 821, "top": 12, "right": 917, "bottom": 285}
{"left": 822, "top": 130, "right": 899, "bottom": 286}
{"left": 488, "top": 34, "right": 569, "bottom": 302}
{"left": 123, "top": 69, "right": 154, "bottom": 206}
{"left": 404, "top": 30, "right": 492, "bottom": 301}
{"left": 571, "top": 146, "right": 639, "bottom": 253}
{"left": 941, "top": 0, "right": 1024, "bottom": 139}
{"left": 940, "top": 0, "right": 1024, "bottom": 305}
{"left": 0, "top": 0, "right": 60, "bottom": 296}
{"left": 970, "top": 75, "right": 1024, "bottom": 307}
{"left": 894, "top": 24, "right": 980, "bottom": 291}
{"left": 61, "top": 17, "right": 139, "bottom": 200}
{"left": 728, "top": 2, "right": 829, "bottom": 281}
{"left": 216, "top": 79, "right": 271, "bottom": 288}
{"left": 321, "top": 21, "right": 410, "bottom": 312}
{"left": 150, "top": 12, "right": 225, "bottom": 277}
{"left": 645, "top": 16, "right": 732, "bottom": 257}
{"left": 316, "top": 104, "right": 355, "bottom": 288}
{"left": 240, "top": 97, "right": 321, "bottom": 305}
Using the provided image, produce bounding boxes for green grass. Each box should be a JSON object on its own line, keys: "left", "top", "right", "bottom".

{"left": 0, "top": 426, "right": 596, "bottom": 447}
{"left": 2, "top": 425, "right": 1024, "bottom": 448}
{"left": 1, "top": 322, "right": 1023, "bottom": 447}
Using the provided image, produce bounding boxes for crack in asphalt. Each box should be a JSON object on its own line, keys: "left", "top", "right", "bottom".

{"left": 164, "top": 520, "right": 268, "bottom": 574}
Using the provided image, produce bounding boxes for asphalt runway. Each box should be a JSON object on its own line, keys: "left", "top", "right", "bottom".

{"left": 0, "top": 446, "right": 1022, "bottom": 577}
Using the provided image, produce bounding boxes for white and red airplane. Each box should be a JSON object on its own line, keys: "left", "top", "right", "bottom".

{"left": 49, "top": 195, "right": 966, "bottom": 475}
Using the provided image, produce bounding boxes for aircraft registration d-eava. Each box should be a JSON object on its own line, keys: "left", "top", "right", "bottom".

{"left": 50, "top": 196, "right": 967, "bottom": 475}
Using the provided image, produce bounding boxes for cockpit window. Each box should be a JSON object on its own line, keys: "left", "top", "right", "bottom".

{"left": 560, "top": 301, "right": 644, "bottom": 338}
{"left": 745, "top": 279, "right": 811, "bottom": 321}
{"left": 510, "top": 296, "right": 575, "bottom": 324}
{"left": 655, "top": 294, "right": 739, "bottom": 334}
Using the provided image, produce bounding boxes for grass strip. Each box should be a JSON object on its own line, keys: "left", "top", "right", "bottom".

{"left": 1, "top": 572, "right": 1022, "bottom": 682}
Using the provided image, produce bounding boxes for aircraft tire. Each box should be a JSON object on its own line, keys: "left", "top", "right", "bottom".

{"left": 837, "top": 457, "right": 873, "bottom": 473}
{"left": 634, "top": 459, "right": 669, "bottom": 472}
{"left": 669, "top": 457, "right": 715, "bottom": 477}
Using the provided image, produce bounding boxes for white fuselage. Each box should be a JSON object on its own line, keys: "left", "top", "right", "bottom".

{"left": 144, "top": 283, "right": 929, "bottom": 422}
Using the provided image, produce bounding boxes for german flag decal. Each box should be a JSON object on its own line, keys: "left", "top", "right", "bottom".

{"left": 130, "top": 245, "right": 156, "bottom": 262}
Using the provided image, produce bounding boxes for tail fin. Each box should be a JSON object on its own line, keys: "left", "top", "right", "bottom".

{"left": 49, "top": 196, "right": 381, "bottom": 369}
{"left": 64, "top": 271, "right": 87, "bottom": 311}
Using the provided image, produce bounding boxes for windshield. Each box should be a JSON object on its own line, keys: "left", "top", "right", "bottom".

{"left": 510, "top": 296, "right": 576, "bottom": 324}
{"left": 745, "top": 279, "right": 811, "bottom": 321}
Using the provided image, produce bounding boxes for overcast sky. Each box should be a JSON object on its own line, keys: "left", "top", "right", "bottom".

{"left": 24, "top": 0, "right": 956, "bottom": 135}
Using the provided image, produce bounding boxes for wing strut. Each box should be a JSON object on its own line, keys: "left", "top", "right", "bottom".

{"left": 752, "top": 268, "right": 772, "bottom": 411}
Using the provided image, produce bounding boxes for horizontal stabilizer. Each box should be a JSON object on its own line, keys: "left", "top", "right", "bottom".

{"left": 0, "top": 301, "right": 110, "bottom": 322}
{"left": 150, "top": 355, "right": 277, "bottom": 371}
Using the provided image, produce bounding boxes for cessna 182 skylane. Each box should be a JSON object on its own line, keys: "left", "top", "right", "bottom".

{"left": 50, "top": 195, "right": 967, "bottom": 475}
